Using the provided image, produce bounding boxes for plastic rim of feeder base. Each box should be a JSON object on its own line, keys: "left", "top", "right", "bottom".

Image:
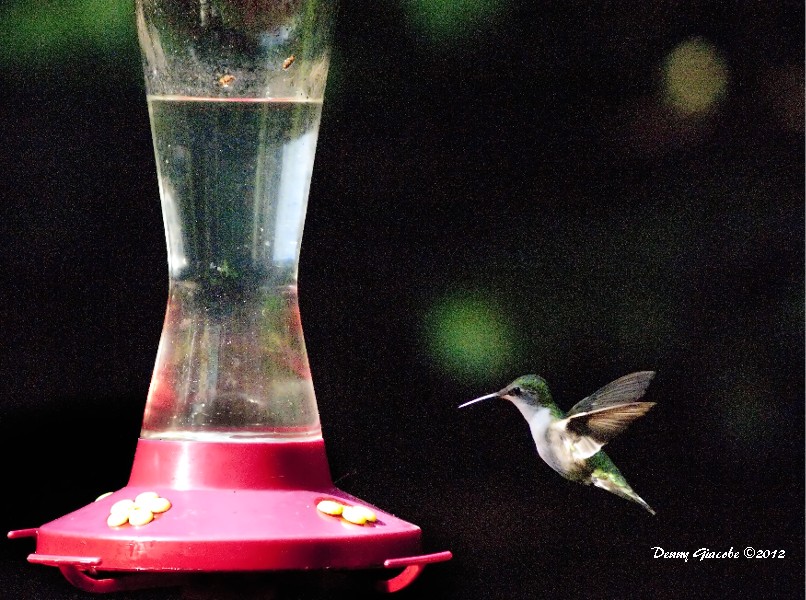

{"left": 9, "top": 437, "right": 451, "bottom": 594}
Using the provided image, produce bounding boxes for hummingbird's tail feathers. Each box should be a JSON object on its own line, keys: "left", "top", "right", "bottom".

{"left": 591, "top": 470, "right": 656, "bottom": 515}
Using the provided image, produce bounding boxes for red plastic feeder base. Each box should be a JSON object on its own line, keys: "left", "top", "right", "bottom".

{"left": 9, "top": 438, "right": 451, "bottom": 593}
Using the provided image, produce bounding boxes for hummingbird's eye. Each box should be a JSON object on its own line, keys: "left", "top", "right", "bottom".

{"left": 509, "top": 386, "right": 521, "bottom": 396}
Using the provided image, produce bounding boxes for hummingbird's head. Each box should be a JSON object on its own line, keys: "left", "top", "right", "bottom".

{"left": 458, "top": 374, "right": 555, "bottom": 410}
{"left": 499, "top": 375, "right": 553, "bottom": 408}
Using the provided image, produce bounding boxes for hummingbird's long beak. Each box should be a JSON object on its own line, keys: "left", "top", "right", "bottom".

{"left": 457, "top": 392, "right": 499, "bottom": 409}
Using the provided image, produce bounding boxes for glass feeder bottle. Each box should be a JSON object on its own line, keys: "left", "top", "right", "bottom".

{"left": 139, "top": 0, "right": 328, "bottom": 442}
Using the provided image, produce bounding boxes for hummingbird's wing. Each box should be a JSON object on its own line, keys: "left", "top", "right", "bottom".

{"left": 555, "top": 371, "right": 656, "bottom": 460}
{"left": 567, "top": 371, "right": 656, "bottom": 416}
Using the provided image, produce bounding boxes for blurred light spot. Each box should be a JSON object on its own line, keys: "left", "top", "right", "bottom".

{"left": 663, "top": 38, "right": 729, "bottom": 116}
{"left": 0, "top": 0, "right": 134, "bottom": 68}
{"left": 404, "top": 0, "right": 505, "bottom": 43}
{"left": 424, "top": 293, "right": 517, "bottom": 382}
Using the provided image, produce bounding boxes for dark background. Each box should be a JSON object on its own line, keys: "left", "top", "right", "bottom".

{"left": 0, "top": 1, "right": 803, "bottom": 599}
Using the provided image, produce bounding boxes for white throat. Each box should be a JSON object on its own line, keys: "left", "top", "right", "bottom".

{"left": 509, "top": 401, "right": 552, "bottom": 445}
{"left": 509, "top": 401, "right": 566, "bottom": 472}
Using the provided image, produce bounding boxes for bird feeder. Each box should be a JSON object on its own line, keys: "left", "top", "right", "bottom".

{"left": 9, "top": 0, "right": 450, "bottom": 593}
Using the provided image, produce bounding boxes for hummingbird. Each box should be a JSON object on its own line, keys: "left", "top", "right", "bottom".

{"left": 459, "top": 371, "right": 657, "bottom": 514}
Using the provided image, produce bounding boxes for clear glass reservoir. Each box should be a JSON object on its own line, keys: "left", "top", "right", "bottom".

{"left": 137, "top": 0, "right": 334, "bottom": 441}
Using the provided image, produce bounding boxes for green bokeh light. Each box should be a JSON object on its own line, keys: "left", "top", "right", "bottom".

{"left": 403, "top": 0, "right": 506, "bottom": 43}
{"left": 0, "top": 0, "right": 135, "bottom": 68}
{"left": 424, "top": 292, "right": 518, "bottom": 382}
{"left": 663, "top": 37, "right": 730, "bottom": 116}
